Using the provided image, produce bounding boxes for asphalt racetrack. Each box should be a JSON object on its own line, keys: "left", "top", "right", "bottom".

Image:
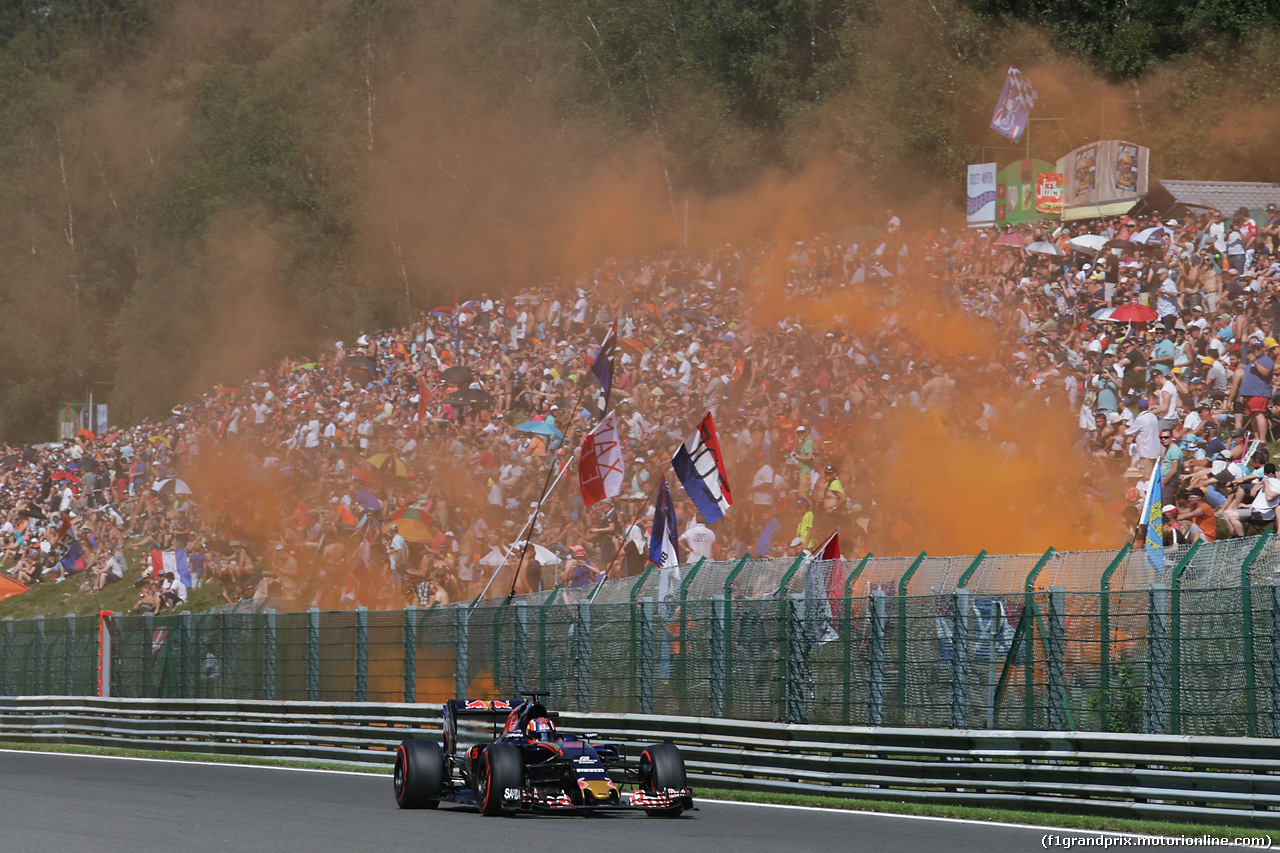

{"left": 0, "top": 750, "right": 1228, "bottom": 852}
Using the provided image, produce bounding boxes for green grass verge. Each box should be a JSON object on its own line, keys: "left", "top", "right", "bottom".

{"left": 2, "top": 741, "right": 1276, "bottom": 842}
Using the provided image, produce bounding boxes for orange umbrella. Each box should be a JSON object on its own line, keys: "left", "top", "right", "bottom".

{"left": 392, "top": 519, "right": 434, "bottom": 542}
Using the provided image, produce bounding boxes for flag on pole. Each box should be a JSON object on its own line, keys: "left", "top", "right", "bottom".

{"left": 804, "top": 531, "right": 844, "bottom": 644}
{"left": 989, "top": 67, "right": 1039, "bottom": 142}
{"left": 671, "top": 411, "right": 733, "bottom": 525}
{"left": 1138, "top": 461, "right": 1163, "bottom": 573}
{"left": 590, "top": 321, "right": 617, "bottom": 418}
{"left": 578, "top": 411, "right": 624, "bottom": 508}
{"left": 648, "top": 476, "right": 680, "bottom": 569}
{"left": 150, "top": 549, "right": 192, "bottom": 587}
{"left": 416, "top": 374, "right": 431, "bottom": 422}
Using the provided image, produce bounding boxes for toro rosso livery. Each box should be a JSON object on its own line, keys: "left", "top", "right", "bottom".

{"left": 394, "top": 692, "right": 693, "bottom": 816}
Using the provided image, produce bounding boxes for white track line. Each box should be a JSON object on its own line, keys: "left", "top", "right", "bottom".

{"left": 1, "top": 748, "right": 1269, "bottom": 843}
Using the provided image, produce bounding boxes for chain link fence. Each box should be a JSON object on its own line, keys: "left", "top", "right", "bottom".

{"left": 8, "top": 535, "right": 1280, "bottom": 735}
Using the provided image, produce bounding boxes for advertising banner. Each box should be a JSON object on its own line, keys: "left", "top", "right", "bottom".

{"left": 996, "top": 159, "right": 1056, "bottom": 225}
{"left": 1036, "top": 173, "right": 1064, "bottom": 215}
{"left": 966, "top": 163, "right": 998, "bottom": 227}
{"left": 1057, "top": 140, "right": 1148, "bottom": 208}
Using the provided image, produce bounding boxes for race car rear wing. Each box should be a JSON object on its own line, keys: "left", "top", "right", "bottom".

{"left": 442, "top": 698, "right": 560, "bottom": 756}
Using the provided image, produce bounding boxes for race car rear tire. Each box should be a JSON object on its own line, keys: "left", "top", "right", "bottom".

{"left": 475, "top": 743, "right": 523, "bottom": 816}
{"left": 638, "top": 742, "right": 687, "bottom": 817}
{"left": 395, "top": 739, "right": 444, "bottom": 809}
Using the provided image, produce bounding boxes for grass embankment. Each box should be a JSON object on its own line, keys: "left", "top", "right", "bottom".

{"left": 0, "top": 741, "right": 1275, "bottom": 843}
{"left": 0, "top": 558, "right": 235, "bottom": 621}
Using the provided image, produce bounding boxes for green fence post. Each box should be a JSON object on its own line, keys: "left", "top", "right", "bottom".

{"left": 1021, "top": 548, "right": 1055, "bottom": 729}
{"left": 776, "top": 552, "right": 809, "bottom": 720}
{"left": 307, "top": 608, "right": 320, "bottom": 702}
{"left": 33, "top": 616, "right": 44, "bottom": 695}
{"left": 1270, "top": 580, "right": 1280, "bottom": 737}
{"left": 1098, "top": 543, "right": 1131, "bottom": 728}
{"left": 721, "top": 554, "right": 751, "bottom": 707}
{"left": 356, "top": 606, "right": 368, "bottom": 703}
{"left": 710, "top": 595, "right": 726, "bottom": 718}
{"left": 2, "top": 617, "right": 11, "bottom": 695}
{"left": 538, "top": 585, "right": 562, "bottom": 695}
{"left": 492, "top": 605, "right": 504, "bottom": 693}
{"left": 513, "top": 602, "right": 527, "bottom": 697}
{"left": 141, "top": 613, "right": 154, "bottom": 695}
{"left": 952, "top": 587, "right": 970, "bottom": 728}
{"left": 455, "top": 607, "right": 470, "bottom": 701}
{"left": 677, "top": 557, "right": 707, "bottom": 705}
{"left": 1241, "top": 531, "right": 1272, "bottom": 737}
{"left": 264, "top": 609, "right": 277, "bottom": 702}
{"left": 1168, "top": 540, "right": 1203, "bottom": 734}
{"left": 180, "top": 612, "right": 194, "bottom": 699}
{"left": 402, "top": 606, "right": 416, "bottom": 703}
{"left": 956, "top": 550, "right": 988, "bottom": 589}
{"left": 841, "top": 553, "right": 873, "bottom": 725}
{"left": 64, "top": 614, "right": 75, "bottom": 696}
{"left": 638, "top": 598, "right": 655, "bottom": 715}
{"left": 574, "top": 600, "right": 591, "bottom": 712}
{"left": 628, "top": 569, "right": 651, "bottom": 707}
{"left": 895, "top": 552, "right": 928, "bottom": 725}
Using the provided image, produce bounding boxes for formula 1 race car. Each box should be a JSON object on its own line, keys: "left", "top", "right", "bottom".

{"left": 393, "top": 691, "right": 694, "bottom": 816}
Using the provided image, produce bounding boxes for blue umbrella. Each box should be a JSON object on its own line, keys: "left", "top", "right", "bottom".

{"left": 515, "top": 421, "right": 564, "bottom": 439}
{"left": 355, "top": 490, "right": 382, "bottom": 511}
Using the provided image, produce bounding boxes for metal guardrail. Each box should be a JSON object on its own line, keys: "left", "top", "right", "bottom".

{"left": 3, "top": 697, "right": 1280, "bottom": 827}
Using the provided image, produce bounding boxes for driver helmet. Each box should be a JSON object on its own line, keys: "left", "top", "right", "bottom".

{"left": 526, "top": 717, "right": 555, "bottom": 738}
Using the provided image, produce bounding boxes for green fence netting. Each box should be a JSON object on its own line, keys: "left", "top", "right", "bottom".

{"left": 9, "top": 535, "right": 1280, "bottom": 736}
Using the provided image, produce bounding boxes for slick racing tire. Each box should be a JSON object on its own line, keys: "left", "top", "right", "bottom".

{"left": 475, "top": 743, "right": 523, "bottom": 816}
{"left": 638, "top": 742, "right": 687, "bottom": 817}
{"left": 394, "top": 739, "right": 445, "bottom": 809}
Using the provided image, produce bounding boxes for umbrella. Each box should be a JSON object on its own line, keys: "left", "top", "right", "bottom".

{"left": 351, "top": 468, "right": 378, "bottom": 484}
{"left": 618, "top": 338, "right": 646, "bottom": 356}
{"left": 148, "top": 435, "right": 171, "bottom": 447}
{"left": 367, "top": 452, "right": 408, "bottom": 478}
{"left": 515, "top": 421, "right": 564, "bottom": 439}
{"left": 338, "top": 355, "right": 377, "bottom": 376}
{"left": 444, "top": 388, "right": 492, "bottom": 406}
{"left": 1104, "top": 238, "right": 1141, "bottom": 251}
{"left": 851, "top": 265, "right": 895, "bottom": 283}
{"left": 1108, "top": 304, "right": 1158, "bottom": 323}
{"left": 513, "top": 540, "right": 562, "bottom": 565}
{"left": 76, "top": 429, "right": 96, "bottom": 440}
{"left": 51, "top": 471, "right": 81, "bottom": 484}
{"left": 440, "top": 366, "right": 474, "bottom": 385}
{"left": 355, "top": 490, "right": 382, "bottom": 511}
{"left": 1025, "top": 241, "right": 1066, "bottom": 257}
{"left": 295, "top": 362, "right": 318, "bottom": 371}
{"left": 1066, "top": 235, "right": 1108, "bottom": 255}
{"left": 391, "top": 518, "right": 434, "bottom": 543}
{"left": 389, "top": 507, "right": 432, "bottom": 524}
{"left": 0, "top": 454, "right": 18, "bottom": 469}
{"left": 994, "top": 233, "right": 1024, "bottom": 247}
{"left": 1091, "top": 307, "right": 1119, "bottom": 322}
{"left": 152, "top": 477, "right": 193, "bottom": 496}
{"left": 671, "top": 307, "right": 709, "bottom": 323}
{"left": 1135, "top": 226, "right": 1170, "bottom": 245}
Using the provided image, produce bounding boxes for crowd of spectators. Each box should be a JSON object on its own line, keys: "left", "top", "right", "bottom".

{"left": 2, "top": 201, "right": 1280, "bottom": 612}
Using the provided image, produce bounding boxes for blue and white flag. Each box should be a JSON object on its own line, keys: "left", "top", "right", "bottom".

{"left": 590, "top": 321, "right": 617, "bottom": 419}
{"left": 648, "top": 476, "right": 680, "bottom": 569}
{"left": 989, "top": 67, "right": 1038, "bottom": 143}
{"left": 1139, "top": 461, "right": 1163, "bottom": 573}
{"left": 671, "top": 411, "right": 733, "bottom": 525}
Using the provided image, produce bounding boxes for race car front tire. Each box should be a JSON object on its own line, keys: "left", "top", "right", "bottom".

{"left": 395, "top": 739, "right": 445, "bottom": 809}
{"left": 638, "top": 742, "right": 687, "bottom": 817}
{"left": 475, "top": 743, "right": 523, "bottom": 816}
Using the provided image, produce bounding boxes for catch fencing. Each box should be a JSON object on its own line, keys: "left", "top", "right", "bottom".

{"left": 4, "top": 534, "right": 1280, "bottom": 737}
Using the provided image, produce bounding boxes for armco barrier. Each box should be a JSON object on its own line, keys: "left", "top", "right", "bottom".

{"left": 2, "top": 696, "right": 1280, "bottom": 827}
